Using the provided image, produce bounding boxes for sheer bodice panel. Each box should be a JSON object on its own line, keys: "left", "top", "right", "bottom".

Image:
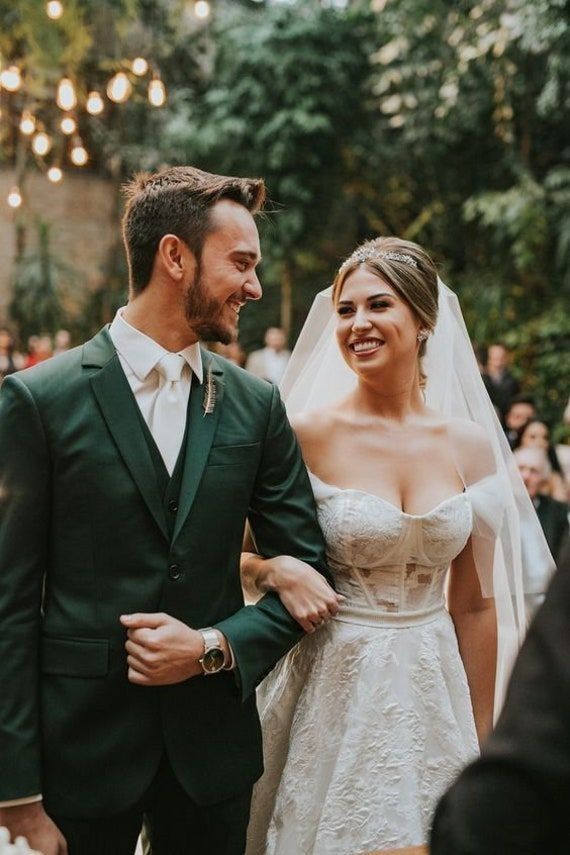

{"left": 310, "top": 473, "right": 472, "bottom": 618}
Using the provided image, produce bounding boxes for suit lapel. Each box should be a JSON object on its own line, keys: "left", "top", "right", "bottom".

{"left": 86, "top": 328, "right": 169, "bottom": 542}
{"left": 173, "top": 350, "right": 224, "bottom": 543}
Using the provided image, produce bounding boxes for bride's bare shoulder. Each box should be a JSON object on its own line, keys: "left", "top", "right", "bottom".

{"left": 291, "top": 407, "right": 339, "bottom": 446}
{"left": 443, "top": 416, "right": 496, "bottom": 477}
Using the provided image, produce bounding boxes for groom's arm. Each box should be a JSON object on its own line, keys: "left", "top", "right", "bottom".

{"left": 0, "top": 375, "right": 50, "bottom": 801}
{"left": 215, "top": 383, "right": 331, "bottom": 701}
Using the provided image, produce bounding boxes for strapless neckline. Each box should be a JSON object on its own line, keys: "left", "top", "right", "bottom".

{"left": 308, "top": 470, "right": 467, "bottom": 520}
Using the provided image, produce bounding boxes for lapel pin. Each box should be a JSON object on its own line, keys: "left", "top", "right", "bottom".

{"left": 202, "top": 364, "right": 217, "bottom": 417}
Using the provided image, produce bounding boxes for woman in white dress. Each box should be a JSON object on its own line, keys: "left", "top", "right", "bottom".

{"left": 242, "top": 238, "right": 547, "bottom": 855}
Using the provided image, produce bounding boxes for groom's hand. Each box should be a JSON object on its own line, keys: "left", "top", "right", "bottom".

{"left": 120, "top": 612, "right": 215, "bottom": 685}
{"left": 0, "top": 802, "right": 68, "bottom": 854}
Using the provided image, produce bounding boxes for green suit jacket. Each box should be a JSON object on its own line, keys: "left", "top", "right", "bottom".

{"left": 0, "top": 328, "right": 330, "bottom": 817}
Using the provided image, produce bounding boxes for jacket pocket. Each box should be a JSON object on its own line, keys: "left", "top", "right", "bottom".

{"left": 208, "top": 442, "right": 260, "bottom": 467}
{"left": 40, "top": 635, "right": 109, "bottom": 677}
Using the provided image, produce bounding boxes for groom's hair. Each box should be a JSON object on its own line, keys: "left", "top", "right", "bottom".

{"left": 121, "top": 166, "right": 266, "bottom": 294}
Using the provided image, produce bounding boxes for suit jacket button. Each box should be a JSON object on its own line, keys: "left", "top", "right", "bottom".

{"left": 168, "top": 563, "right": 181, "bottom": 580}
{"left": 168, "top": 500, "right": 179, "bottom": 513}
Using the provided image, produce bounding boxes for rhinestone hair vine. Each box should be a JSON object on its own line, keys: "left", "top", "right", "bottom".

{"left": 338, "top": 248, "right": 419, "bottom": 277}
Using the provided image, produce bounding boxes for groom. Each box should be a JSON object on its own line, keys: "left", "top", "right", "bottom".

{"left": 0, "top": 166, "right": 331, "bottom": 855}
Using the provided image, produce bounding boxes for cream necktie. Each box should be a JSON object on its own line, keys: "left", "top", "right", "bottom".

{"left": 151, "top": 353, "right": 188, "bottom": 475}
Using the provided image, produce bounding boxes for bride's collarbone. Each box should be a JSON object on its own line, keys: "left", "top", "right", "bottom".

{"left": 306, "top": 443, "right": 465, "bottom": 514}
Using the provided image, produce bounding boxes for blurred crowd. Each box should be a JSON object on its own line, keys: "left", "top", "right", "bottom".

{"left": 477, "top": 341, "right": 569, "bottom": 564}
{"left": 1, "top": 325, "right": 568, "bottom": 565}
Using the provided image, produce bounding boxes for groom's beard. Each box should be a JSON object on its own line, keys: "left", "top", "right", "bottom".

{"left": 184, "top": 268, "right": 237, "bottom": 345}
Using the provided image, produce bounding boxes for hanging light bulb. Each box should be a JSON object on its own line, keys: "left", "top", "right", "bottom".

{"left": 7, "top": 187, "right": 23, "bottom": 209}
{"left": 57, "top": 77, "right": 77, "bottom": 111}
{"left": 60, "top": 115, "right": 76, "bottom": 134}
{"left": 131, "top": 57, "right": 148, "bottom": 77}
{"left": 70, "top": 139, "right": 88, "bottom": 166}
{"left": 86, "top": 90, "right": 104, "bottom": 115}
{"left": 47, "top": 166, "right": 63, "bottom": 183}
{"left": 106, "top": 72, "right": 132, "bottom": 104}
{"left": 19, "top": 111, "right": 36, "bottom": 135}
{"left": 0, "top": 66, "right": 22, "bottom": 92}
{"left": 32, "top": 131, "right": 52, "bottom": 156}
{"left": 46, "top": 1, "right": 64, "bottom": 19}
{"left": 194, "top": 1, "right": 211, "bottom": 19}
{"left": 148, "top": 77, "right": 166, "bottom": 107}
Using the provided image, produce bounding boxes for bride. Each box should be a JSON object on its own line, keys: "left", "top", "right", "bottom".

{"left": 242, "top": 237, "right": 552, "bottom": 855}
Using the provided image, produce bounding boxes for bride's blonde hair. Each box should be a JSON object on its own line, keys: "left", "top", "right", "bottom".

{"left": 332, "top": 237, "right": 439, "bottom": 386}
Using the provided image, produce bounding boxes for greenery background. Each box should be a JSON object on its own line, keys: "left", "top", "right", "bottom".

{"left": 1, "top": 0, "right": 568, "bottom": 425}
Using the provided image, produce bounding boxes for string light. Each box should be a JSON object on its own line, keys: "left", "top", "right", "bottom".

{"left": 107, "top": 71, "right": 132, "bottom": 103}
{"left": 86, "top": 90, "right": 104, "bottom": 115}
{"left": 46, "top": 1, "right": 64, "bottom": 19}
{"left": 148, "top": 77, "right": 166, "bottom": 107}
{"left": 32, "top": 131, "right": 52, "bottom": 156}
{"left": 131, "top": 57, "right": 148, "bottom": 76}
{"left": 0, "top": 66, "right": 22, "bottom": 92}
{"left": 47, "top": 166, "right": 63, "bottom": 183}
{"left": 7, "top": 187, "right": 23, "bottom": 209}
{"left": 70, "top": 139, "right": 88, "bottom": 166}
{"left": 194, "top": 1, "right": 211, "bottom": 19}
{"left": 56, "top": 77, "right": 77, "bottom": 111}
{"left": 19, "top": 111, "right": 36, "bottom": 135}
{"left": 60, "top": 116, "right": 76, "bottom": 134}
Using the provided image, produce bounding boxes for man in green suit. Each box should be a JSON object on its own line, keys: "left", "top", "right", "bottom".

{"left": 0, "top": 167, "right": 334, "bottom": 854}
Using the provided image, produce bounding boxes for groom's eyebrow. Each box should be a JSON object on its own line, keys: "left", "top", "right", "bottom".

{"left": 232, "top": 250, "right": 262, "bottom": 265}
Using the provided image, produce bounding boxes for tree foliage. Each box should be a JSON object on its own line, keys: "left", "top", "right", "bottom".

{"left": 2, "top": 0, "right": 568, "bottom": 422}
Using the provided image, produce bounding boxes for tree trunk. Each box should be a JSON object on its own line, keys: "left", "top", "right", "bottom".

{"left": 280, "top": 262, "right": 293, "bottom": 340}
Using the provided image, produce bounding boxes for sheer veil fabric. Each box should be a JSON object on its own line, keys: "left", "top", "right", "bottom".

{"left": 280, "top": 278, "right": 555, "bottom": 714}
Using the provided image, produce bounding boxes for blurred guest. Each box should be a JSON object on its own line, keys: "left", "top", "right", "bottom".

{"left": 245, "top": 326, "right": 290, "bottom": 384}
{"left": 431, "top": 542, "right": 570, "bottom": 855}
{"left": 481, "top": 343, "right": 520, "bottom": 417}
{"left": 514, "top": 417, "right": 567, "bottom": 502}
{"left": 210, "top": 340, "right": 246, "bottom": 367}
{"left": 516, "top": 446, "right": 568, "bottom": 564}
{"left": 24, "top": 334, "right": 53, "bottom": 368}
{"left": 556, "top": 396, "right": 570, "bottom": 484}
{"left": 472, "top": 343, "right": 487, "bottom": 374}
{"left": 503, "top": 394, "right": 536, "bottom": 448}
{"left": 0, "top": 328, "right": 24, "bottom": 381}
{"left": 53, "top": 329, "right": 71, "bottom": 356}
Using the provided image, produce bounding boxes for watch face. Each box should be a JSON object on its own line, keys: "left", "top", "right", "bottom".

{"left": 203, "top": 648, "right": 225, "bottom": 673}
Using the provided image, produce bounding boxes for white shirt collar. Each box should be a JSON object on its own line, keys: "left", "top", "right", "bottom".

{"left": 109, "top": 308, "right": 204, "bottom": 384}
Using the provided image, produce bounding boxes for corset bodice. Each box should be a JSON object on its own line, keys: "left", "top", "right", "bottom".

{"left": 310, "top": 473, "right": 473, "bottom": 620}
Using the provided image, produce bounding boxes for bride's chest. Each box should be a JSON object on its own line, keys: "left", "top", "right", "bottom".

{"left": 316, "top": 489, "right": 473, "bottom": 570}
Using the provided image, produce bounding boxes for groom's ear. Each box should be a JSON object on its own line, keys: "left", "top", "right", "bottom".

{"left": 157, "top": 234, "right": 195, "bottom": 283}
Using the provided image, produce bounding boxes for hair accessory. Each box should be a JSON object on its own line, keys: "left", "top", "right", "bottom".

{"left": 338, "top": 247, "right": 419, "bottom": 277}
{"left": 417, "top": 330, "right": 429, "bottom": 343}
{"left": 202, "top": 365, "right": 217, "bottom": 416}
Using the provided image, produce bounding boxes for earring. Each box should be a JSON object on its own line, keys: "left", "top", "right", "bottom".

{"left": 417, "top": 330, "right": 429, "bottom": 343}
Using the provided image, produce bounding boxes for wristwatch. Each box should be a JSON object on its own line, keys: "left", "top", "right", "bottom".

{"left": 198, "top": 628, "right": 226, "bottom": 675}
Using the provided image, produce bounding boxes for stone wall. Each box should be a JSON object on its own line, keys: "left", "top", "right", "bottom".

{"left": 0, "top": 168, "right": 118, "bottom": 323}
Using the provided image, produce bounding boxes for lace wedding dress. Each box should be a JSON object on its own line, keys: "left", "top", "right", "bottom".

{"left": 246, "top": 472, "right": 484, "bottom": 855}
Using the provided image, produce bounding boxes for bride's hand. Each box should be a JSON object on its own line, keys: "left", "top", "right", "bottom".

{"left": 259, "top": 555, "right": 345, "bottom": 634}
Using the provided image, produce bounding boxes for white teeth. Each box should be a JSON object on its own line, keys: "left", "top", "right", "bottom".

{"left": 352, "top": 339, "right": 383, "bottom": 353}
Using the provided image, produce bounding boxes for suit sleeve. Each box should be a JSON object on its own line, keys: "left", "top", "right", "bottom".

{"left": 0, "top": 376, "right": 50, "bottom": 800}
{"left": 431, "top": 549, "right": 570, "bottom": 854}
{"left": 214, "top": 383, "right": 331, "bottom": 701}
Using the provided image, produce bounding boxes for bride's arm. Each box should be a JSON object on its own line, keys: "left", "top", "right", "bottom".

{"left": 448, "top": 537, "right": 497, "bottom": 746}
{"left": 241, "top": 529, "right": 343, "bottom": 634}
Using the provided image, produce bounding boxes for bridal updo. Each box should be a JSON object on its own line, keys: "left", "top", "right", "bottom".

{"left": 332, "top": 236, "right": 439, "bottom": 385}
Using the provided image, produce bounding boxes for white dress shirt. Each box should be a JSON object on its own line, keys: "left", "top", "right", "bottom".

{"left": 109, "top": 308, "right": 203, "bottom": 450}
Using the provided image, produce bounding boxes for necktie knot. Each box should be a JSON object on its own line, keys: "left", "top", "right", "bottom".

{"left": 156, "top": 353, "right": 185, "bottom": 384}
